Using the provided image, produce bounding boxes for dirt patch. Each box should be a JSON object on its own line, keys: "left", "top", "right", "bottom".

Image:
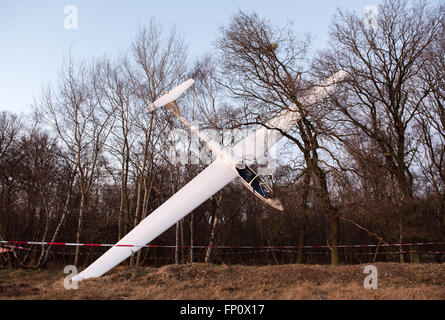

{"left": 0, "top": 263, "right": 444, "bottom": 300}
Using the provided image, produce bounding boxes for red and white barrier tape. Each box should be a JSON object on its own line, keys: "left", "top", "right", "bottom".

{"left": 1, "top": 240, "right": 444, "bottom": 250}
{"left": 0, "top": 244, "right": 29, "bottom": 252}
{"left": 265, "top": 248, "right": 445, "bottom": 255}
{"left": 18, "top": 245, "right": 445, "bottom": 258}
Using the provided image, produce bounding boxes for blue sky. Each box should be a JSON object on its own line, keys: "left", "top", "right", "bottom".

{"left": 1, "top": 0, "right": 434, "bottom": 114}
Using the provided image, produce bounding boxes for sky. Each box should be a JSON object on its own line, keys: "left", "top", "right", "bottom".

{"left": 0, "top": 0, "right": 436, "bottom": 115}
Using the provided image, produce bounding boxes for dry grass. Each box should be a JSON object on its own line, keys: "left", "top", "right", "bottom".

{"left": 0, "top": 263, "right": 444, "bottom": 300}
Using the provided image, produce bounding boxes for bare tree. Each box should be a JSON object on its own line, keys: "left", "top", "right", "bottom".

{"left": 97, "top": 56, "right": 135, "bottom": 241}
{"left": 216, "top": 11, "right": 343, "bottom": 264}
{"left": 316, "top": 0, "right": 442, "bottom": 261}
{"left": 0, "top": 112, "right": 23, "bottom": 266}
{"left": 417, "top": 9, "right": 445, "bottom": 242}
{"left": 39, "top": 56, "right": 116, "bottom": 266}
{"left": 124, "top": 18, "right": 188, "bottom": 266}
{"left": 19, "top": 130, "right": 76, "bottom": 267}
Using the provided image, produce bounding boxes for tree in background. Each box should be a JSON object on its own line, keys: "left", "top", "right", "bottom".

{"left": 417, "top": 8, "right": 445, "bottom": 243}
{"left": 216, "top": 11, "right": 343, "bottom": 265}
{"left": 38, "top": 56, "right": 116, "bottom": 266}
{"left": 315, "top": 0, "right": 443, "bottom": 261}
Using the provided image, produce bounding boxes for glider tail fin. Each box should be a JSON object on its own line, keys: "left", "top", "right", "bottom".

{"left": 147, "top": 79, "right": 229, "bottom": 161}
{"left": 166, "top": 101, "right": 181, "bottom": 117}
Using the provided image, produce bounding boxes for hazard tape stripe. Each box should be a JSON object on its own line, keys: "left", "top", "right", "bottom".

{"left": 1, "top": 240, "right": 444, "bottom": 250}
{"left": 21, "top": 246, "right": 445, "bottom": 257}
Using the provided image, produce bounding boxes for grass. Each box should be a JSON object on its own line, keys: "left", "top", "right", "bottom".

{"left": 0, "top": 262, "right": 444, "bottom": 300}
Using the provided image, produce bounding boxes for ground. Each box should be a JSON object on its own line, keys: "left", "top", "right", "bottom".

{"left": 0, "top": 263, "right": 444, "bottom": 300}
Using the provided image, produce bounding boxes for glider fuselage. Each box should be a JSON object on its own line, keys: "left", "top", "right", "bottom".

{"left": 167, "top": 101, "right": 283, "bottom": 211}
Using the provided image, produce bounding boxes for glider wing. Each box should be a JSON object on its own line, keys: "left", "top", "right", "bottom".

{"left": 73, "top": 161, "right": 237, "bottom": 281}
{"left": 232, "top": 70, "right": 348, "bottom": 161}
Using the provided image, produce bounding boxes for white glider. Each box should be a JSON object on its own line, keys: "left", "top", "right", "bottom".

{"left": 73, "top": 71, "right": 348, "bottom": 281}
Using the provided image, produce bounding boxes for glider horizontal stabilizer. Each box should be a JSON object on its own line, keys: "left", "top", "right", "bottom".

{"left": 146, "top": 79, "right": 195, "bottom": 112}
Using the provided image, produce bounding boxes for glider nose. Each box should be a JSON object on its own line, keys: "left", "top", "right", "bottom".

{"left": 266, "top": 198, "right": 284, "bottom": 211}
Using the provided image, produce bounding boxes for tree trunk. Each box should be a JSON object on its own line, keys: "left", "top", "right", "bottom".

{"left": 36, "top": 208, "right": 49, "bottom": 268}
{"left": 74, "top": 192, "right": 85, "bottom": 266}
{"left": 180, "top": 219, "right": 184, "bottom": 264}
{"left": 328, "top": 213, "right": 340, "bottom": 265}
{"left": 296, "top": 222, "right": 305, "bottom": 264}
{"left": 175, "top": 221, "right": 180, "bottom": 264}
{"left": 296, "top": 171, "right": 310, "bottom": 263}
{"left": 189, "top": 213, "right": 194, "bottom": 263}
{"left": 442, "top": 198, "right": 445, "bottom": 244}
{"left": 205, "top": 193, "right": 222, "bottom": 263}
{"left": 312, "top": 158, "right": 339, "bottom": 266}
{"left": 410, "top": 244, "right": 420, "bottom": 263}
{"left": 399, "top": 214, "right": 405, "bottom": 263}
{"left": 130, "top": 177, "right": 143, "bottom": 267}
{"left": 41, "top": 188, "right": 72, "bottom": 267}
{"left": 118, "top": 148, "right": 128, "bottom": 240}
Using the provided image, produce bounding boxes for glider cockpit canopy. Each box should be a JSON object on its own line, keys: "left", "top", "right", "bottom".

{"left": 235, "top": 163, "right": 279, "bottom": 208}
